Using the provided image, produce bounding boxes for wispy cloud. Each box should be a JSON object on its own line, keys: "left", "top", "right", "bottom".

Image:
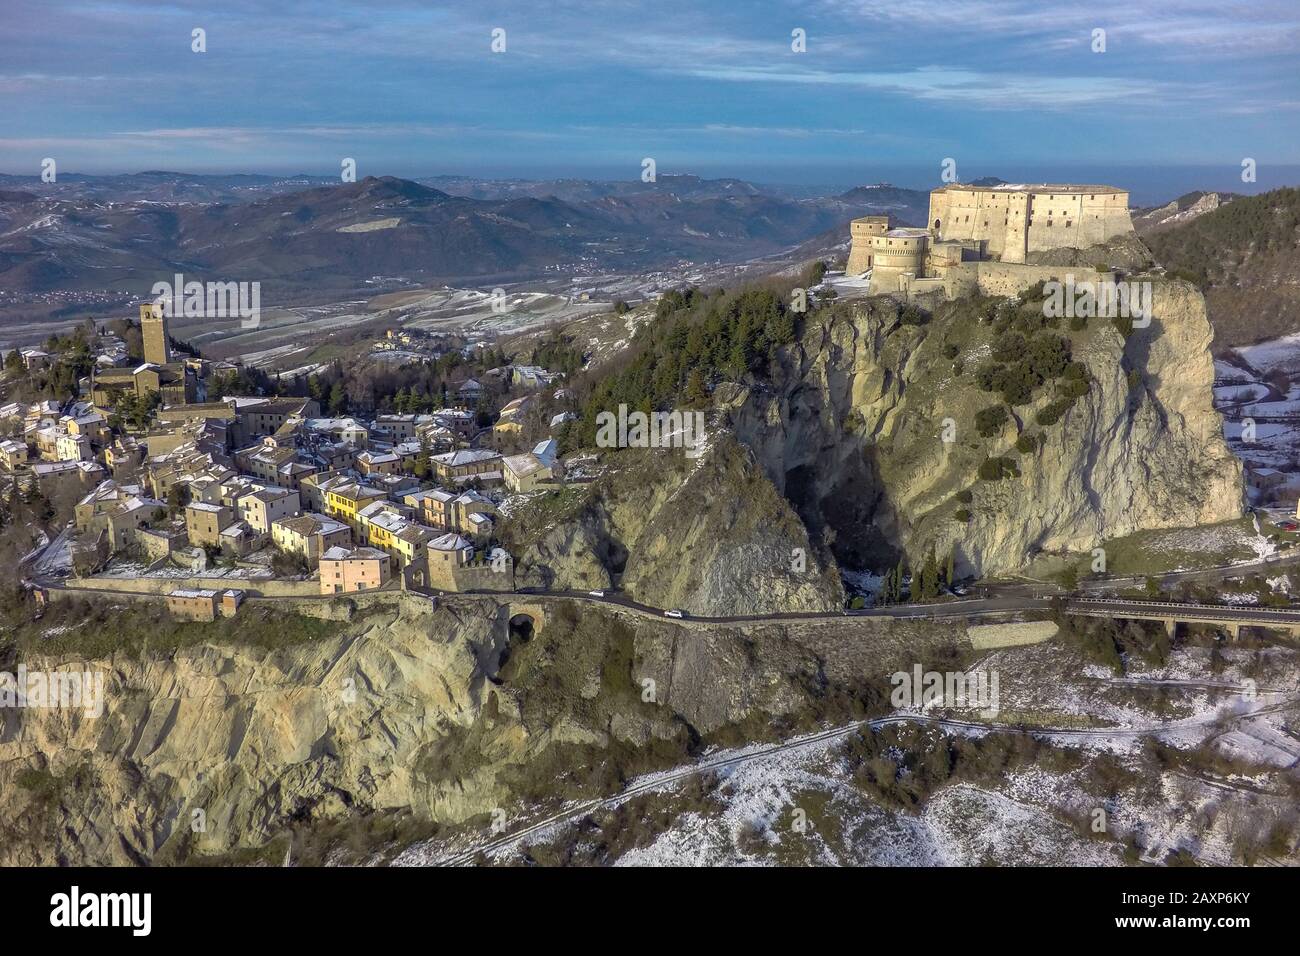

{"left": 823, "top": 0, "right": 1300, "bottom": 58}
{"left": 689, "top": 65, "right": 1172, "bottom": 110}
{"left": 1, "top": 0, "right": 1296, "bottom": 172}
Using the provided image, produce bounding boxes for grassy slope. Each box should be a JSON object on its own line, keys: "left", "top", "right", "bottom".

{"left": 0, "top": 598, "right": 349, "bottom": 660}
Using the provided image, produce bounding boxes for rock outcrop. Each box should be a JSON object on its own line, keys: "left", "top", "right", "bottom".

{"left": 724, "top": 279, "right": 1242, "bottom": 576}
{"left": 0, "top": 595, "right": 960, "bottom": 864}
{"left": 506, "top": 438, "right": 844, "bottom": 615}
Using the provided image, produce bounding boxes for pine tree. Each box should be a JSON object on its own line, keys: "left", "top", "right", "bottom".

{"left": 919, "top": 549, "right": 940, "bottom": 600}
{"left": 328, "top": 381, "right": 347, "bottom": 415}
{"left": 684, "top": 368, "right": 709, "bottom": 408}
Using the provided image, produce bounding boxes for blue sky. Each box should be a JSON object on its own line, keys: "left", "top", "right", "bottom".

{"left": 3, "top": 0, "right": 1299, "bottom": 190}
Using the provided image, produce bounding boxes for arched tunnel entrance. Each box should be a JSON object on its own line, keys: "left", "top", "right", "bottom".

{"left": 505, "top": 603, "right": 545, "bottom": 638}
{"left": 491, "top": 604, "right": 547, "bottom": 685}
{"left": 508, "top": 613, "right": 536, "bottom": 642}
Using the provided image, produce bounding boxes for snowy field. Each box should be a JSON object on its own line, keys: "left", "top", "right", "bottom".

{"left": 1215, "top": 338, "right": 1300, "bottom": 505}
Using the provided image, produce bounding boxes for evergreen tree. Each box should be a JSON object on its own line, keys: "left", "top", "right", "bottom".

{"left": 328, "top": 381, "right": 347, "bottom": 415}
{"left": 414, "top": 435, "right": 432, "bottom": 479}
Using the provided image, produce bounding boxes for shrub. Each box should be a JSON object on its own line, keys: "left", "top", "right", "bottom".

{"left": 974, "top": 404, "right": 1009, "bottom": 438}
{"left": 1025, "top": 333, "right": 1070, "bottom": 380}
{"left": 900, "top": 305, "right": 928, "bottom": 326}
{"left": 992, "top": 331, "right": 1026, "bottom": 363}
{"left": 1015, "top": 433, "right": 1039, "bottom": 454}
{"left": 977, "top": 456, "right": 1020, "bottom": 481}
{"left": 956, "top": 489, "right": 973, "bottom": 504}
{"left": 996, "top": 363, "right": 1039, "bottom": 405}
{"left": 1035, "top": 398, "right": 1075, "bottom": 426}
{"left": 953, "top": 509, "right": 971, "bottom": 523}
{"left": 1059, "top": 375, "right": 1091, "bottom": 399}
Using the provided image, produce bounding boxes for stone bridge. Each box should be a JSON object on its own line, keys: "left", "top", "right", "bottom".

{"left": 505, "top": 602, "right": 546, "bottom": 638}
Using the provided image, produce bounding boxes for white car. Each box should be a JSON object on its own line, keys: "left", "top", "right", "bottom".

{"left": 664, "top": 608, "right": 686, "bottom": 619}
{"left": 588, "top": 589, "right": 606, "bottom": 598}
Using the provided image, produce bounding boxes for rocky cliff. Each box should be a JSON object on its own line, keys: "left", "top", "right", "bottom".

{"left": 723, "top": 279, "right": 1242, "bottom": 577}
{"left": 0, "top": 595, "right": 959, "bottom": 865}
{"left": 502, "top": 437, "right": 844, "bottom": 615}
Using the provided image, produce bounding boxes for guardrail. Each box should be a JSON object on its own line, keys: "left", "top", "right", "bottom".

{"left": 1068, "top": 597, "right": 1300, "bottom": 615}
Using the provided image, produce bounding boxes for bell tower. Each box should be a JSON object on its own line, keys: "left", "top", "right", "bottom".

{"left": 140, "top": 301, "right": 171, "bottom": 366}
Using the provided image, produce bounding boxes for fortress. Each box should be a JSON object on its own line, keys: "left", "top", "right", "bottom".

{"left": 846, "top": 183, "right": 1135, "bottom": 299}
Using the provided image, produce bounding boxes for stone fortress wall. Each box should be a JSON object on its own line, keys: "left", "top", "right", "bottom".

{"left": 928, "top": 184, "right": 1131, "bottom": 263}
{"left": 846, "top": 183, "right": 1135, "bottom": 302}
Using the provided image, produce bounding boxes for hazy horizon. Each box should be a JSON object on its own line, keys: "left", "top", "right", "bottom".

{"left": 4, "top": 162, "right": 1298, "bottom": 207}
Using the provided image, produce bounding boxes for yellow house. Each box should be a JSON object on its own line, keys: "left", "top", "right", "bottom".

{"left": 430, "top": 448, "right": 502, "bottom": 482}
{"left": 0, "top": 439, "right": 28, "bottom": 470}
{"left": 323, "top": 480, "right": 388, "bottom": 531}
{"left": 356, "top": 501, "right": 435, "bottom": 570}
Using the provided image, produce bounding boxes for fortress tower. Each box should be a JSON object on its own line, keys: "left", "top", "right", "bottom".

{"left": 865, "top": 228, "right": 930, "bottom": 290}
{"left": 845, "top": 215, "right": 890, "bottom": 274}
{"left": 140, "top": 301, "right": 171, "bottom": 366}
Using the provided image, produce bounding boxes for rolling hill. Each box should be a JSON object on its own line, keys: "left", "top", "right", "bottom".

{"left": 0, "top": 173, "right": 929, "bottom": 336}
{"left": 1145, "top": 187, "right": 1300, "bottom": 349}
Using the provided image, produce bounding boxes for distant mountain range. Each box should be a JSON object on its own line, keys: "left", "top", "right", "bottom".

{"left": 0, "top": 172, "right": 930, "bottom": 333}
{"left": 8, "top": 169, "right": 1278, "bottom": 348}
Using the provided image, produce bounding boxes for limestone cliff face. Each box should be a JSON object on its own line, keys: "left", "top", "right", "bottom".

{"left": 724, "top": 280, "right": 1242, "bottom": 576}
{"left": 507, "top": 439, "right": 844, "bottom": 615}
{"left": 0, "top": 599, "right": 502, "bottom": 864}
{"left": 0, "top": 596, "right": 950, "bottom": 865}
